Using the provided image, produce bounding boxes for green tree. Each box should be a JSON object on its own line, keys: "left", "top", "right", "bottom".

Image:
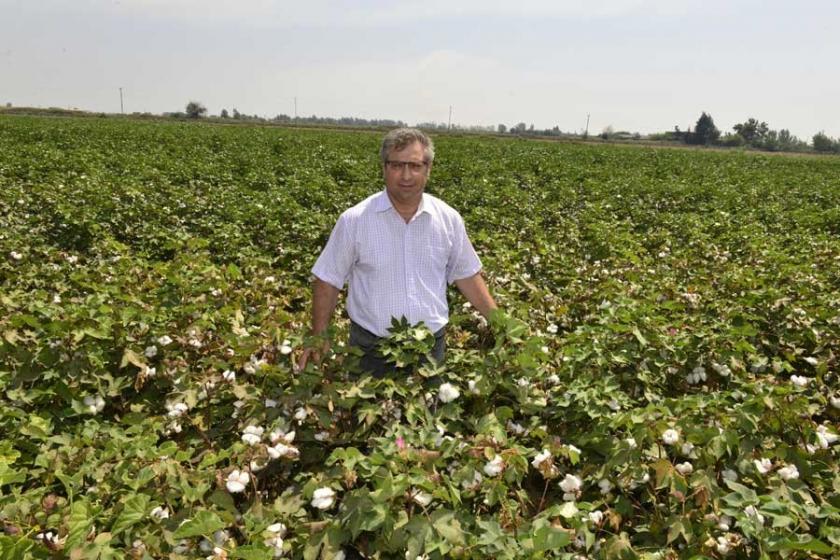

{"left": 689, "top": 112, "right": 720, "bottom": 145}
{"left": 497, "top": 124, "right": 507, "bottom": 134}
{"left": 185, "top": 101, "right": 207, "bottom": 119}
{"left": 812, "top": 132, "right": 838, "bottom": 153}
{"left": 733, "top": 118, "right": 768, "bottom": 145}
{"left": 220, "top": 108, "right": 229, "bottom": 118}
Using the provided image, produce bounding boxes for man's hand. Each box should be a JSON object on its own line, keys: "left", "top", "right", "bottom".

{"left": 454, "top": 272, "right": 497, "bottom": 319}
{"left": 297, "top": 277, "right": 341, "bottom": 372}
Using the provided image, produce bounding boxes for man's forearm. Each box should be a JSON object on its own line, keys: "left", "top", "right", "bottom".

{"left": 311, "top": 278, "right": 340, "bottom": 335}
{"left": 454, "top": 272, "right": 497, "bottom": 318}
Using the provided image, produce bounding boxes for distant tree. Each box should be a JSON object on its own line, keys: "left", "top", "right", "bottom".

{"left": 600, "top": 125, "right": 615, "bottom": 140}
{"left": 812, "top": 132, "right": 838, "bottom": 153}
{"left": 733, "top": 118, "right": 768, "bottom": 145}
{"left": 689, "top": 112, "right": 720, "bottom": 145}
{"left": 497, "top": 124, "right": 507, "bottom": 134}
{"left": 4, "top": 102, "right": 10, "bottom": 108}
{"left": 514, "top": 122, "right": 527, "bottom": 133}
{"left": 185, "top": 101, "right": 207, "bottom": 119}
{"left": 220, "top": 108, "right": 229, "bottom": 118}
{"left": 232, "top": 108, "right": 241, "bottom": 119}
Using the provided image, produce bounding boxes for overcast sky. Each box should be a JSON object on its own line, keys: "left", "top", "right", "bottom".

{"left": 1, "top": 0, "right": 838, "bottom": 138}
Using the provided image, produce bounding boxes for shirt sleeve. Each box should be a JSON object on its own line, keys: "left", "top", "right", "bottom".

{"left": 446, "top": 217, "right": 483, "bottom": 284}
{"left": 311, "top": 213, "right": 356, "bottom": 290}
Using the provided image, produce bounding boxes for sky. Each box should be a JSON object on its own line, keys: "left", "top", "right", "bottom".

{"left": 1, "top": 0, "right": 838, "bottom": 139}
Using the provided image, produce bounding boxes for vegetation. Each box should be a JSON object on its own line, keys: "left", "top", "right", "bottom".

{"left": 1, "top": 116, "right": 839, "bottom": 559}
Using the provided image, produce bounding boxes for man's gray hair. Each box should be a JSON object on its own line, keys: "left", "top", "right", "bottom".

{"left": 380, "top": 128, "right": 435, "bottom": 165}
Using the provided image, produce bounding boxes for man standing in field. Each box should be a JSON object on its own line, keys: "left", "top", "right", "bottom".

{"left": 298, "top": 128, "right": 497, "bottom": 375}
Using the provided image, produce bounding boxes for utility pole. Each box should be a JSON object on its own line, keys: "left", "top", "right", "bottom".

{"left": 119, "top": 87, "right": 124, "bottom": 114}
{"left": 584, "top": 113, "right": 590, "bottom": 137}
{"left": 448, "top": 106, "right": 452, "bottom": 130}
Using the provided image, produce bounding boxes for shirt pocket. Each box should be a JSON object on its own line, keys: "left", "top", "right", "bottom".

{"left": 421, "top": 243, "right": 449, "bottom": 274}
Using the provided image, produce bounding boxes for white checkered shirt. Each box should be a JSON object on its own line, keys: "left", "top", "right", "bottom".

{"left": 312, "top": 190, "right": 482, "bottom": 337}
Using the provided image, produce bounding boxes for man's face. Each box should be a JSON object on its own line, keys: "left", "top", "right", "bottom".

{"left": 383, "top": 141, "right": 431, "bottom": 208}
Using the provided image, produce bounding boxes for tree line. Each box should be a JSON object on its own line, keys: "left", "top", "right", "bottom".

{"left": 173, "top": 101, "right": 840, "bottom": 154}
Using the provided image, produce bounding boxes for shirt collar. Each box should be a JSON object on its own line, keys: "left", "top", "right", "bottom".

{"left": 375, "top": 189, "right": 437, "bottom": 219}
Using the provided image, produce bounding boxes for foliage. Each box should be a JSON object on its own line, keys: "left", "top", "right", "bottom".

{"left": 186, "top": 101, "right": 208, "bottom": 119}
{"left": 688, "top": 112, "right": 720, "bottom": 146}
{"left": 812, "top": 132, "right": 840, "bottom": 154}
{"left": 733, "top": 118, "right": 769, "bottom": 146}
{"left": 1, "top": 115, "right": 839, "bottom": 559}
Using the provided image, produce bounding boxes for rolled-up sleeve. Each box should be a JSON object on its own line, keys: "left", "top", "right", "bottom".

{"left": 446, "top": 217, "right": 482, "bottom": 284}
{"left": 312, "top": 213, "right": 355, "bottom": 290}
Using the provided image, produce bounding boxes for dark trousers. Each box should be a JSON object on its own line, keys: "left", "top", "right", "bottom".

{"left": 348, "top": 321, "right": 445, "bottom": 377}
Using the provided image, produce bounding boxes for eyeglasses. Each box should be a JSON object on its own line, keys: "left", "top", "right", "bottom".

{"left": 385, "top": 160, "right": 428, "bottom": 173}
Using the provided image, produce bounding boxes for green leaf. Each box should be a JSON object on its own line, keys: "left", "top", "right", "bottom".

{"left": 65, "top": 500, "right": 93, "bottom": 552}
{"left": 533, "top": 526, "right": 571, "bottom": 551}
{"left": 231, "top": 545, "right": 274, "bottom": 560}
{"left": 173, "top": 510, "right": 226, "bottom": 539}
{"left": 111, "top": 494, "right": 150, "bottom": 535}
{"left": 432, "top": 510, "right": 465, "bottom": 546}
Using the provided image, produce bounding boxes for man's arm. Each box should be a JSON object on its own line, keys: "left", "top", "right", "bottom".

{"left": 297, "top": 277, "right": 340, "bottom": 371}
{"left": 454, "top": 272, "right": 497, "bottom": 318}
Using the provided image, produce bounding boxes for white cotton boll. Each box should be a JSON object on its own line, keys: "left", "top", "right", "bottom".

{"left": 790, "top": 375, "right": 811, "bottom": 387}
{"left": 250, "top": 459, "right": 266, "bottom": 472}
{"left": 716, "top": 536, "right": 731, "bottom": 555}
{"left": 675, "top": 462, "right": 693, "bottom": 475}
{"left": 144, "top": 345, "right": 158, "bottom": 358}
{"left": 166, "top": 402, "right": 188, "bottom": 417}
{"left": 712, "top": 362, "right": 731, "bottom": 377}
{"left": 279, "top": 340, "right": 293, "bottom": 355}
{"left": 264, "top": 535, "right": 284, "bottom": 557}
{"left": 265, "top": 523, "right": 287, "bottom": 536}
{"left": 777, "top": 464, "right": 799, "bottom": 481}
{"left": 517, "top": 377, "right": 530, "bottom": 388}
{"left": 754, "top": 458, "right": 773, "bottom": 474}
{"left": 598, "top": 479, "right": 613, "bottom": 494}
{"left": 546, "top": 323, "right": 558, "bottom": 334}
{"left": 10, "top": 251, "right": 23, "bottom": 260}
{"left": 412, "top": 490, "right": 433, "bottom": 507}
{"left": 626, "top": 437, "right": 638, "bottom": 449}
{"left": 264, "top": 276, "right": 276, "bottom": 284}
{"left": 830, "top": 396, "right": 840, "bottom": 409}
{"left": 662, "top": 429, "right": 679, "bottom": 445}
{"left": 607, "top": 399, "right": 620, "bottom": 411}
{"left": 241, "top": 426, "right": 264, "bottom": 446}
{"left": 483, "top": 455, "right": 504, "bottom": 477}
{"left": 311, "top": 487, "right": 336, "bottom": 510}
{"left": 559, "top": 474, "right": 582, "bottom": 493}
{"left": 547, "top": 374, "right": 560, "bottom": 385}
{"left": 150, "top": 506, "right": 170, "bottom": 521}
{"left": 566, "top": 444, "right": 581, "bottom": 455}
{"left": 314, "top": 431, "right": 330, "bottom": 442}
{"left": 532, "top": 449, "right": 551, "bottom": 469}
{"left": 681, "top": 442, "right": 695, "bottom": 456}
{"left": 692, "top": 365, "right": 706, "bottom": 382}
{"left": 803, "top": 356, "right": 818, "bottom": 366}
{"left": 66, "top": 254, "right": 79, "bottom": 264}
{"left": 226, "top": 470, "right": 250, "bottom": 493}
{"left": 438, "top": 383, "right": 460, "bottom": 403}
{"left": 294, "top": 407, "right": 308, "bottom": 422}
{"left": 744, "top": 505, "right": 764, "bottom": 525}
{"left": 718, "top": 515, "right": 732, "bottom": 531}
{"left": 562, "top": 492, "right": 577, "bottom": 502}
{"left": 588, "top": 510, "right": 604, "bottom": 524}
{"left": 507, "top": 421, "right": 526, "bottom": 435}
{"left": 83, "top": 395, "right": 106, "bottom": 415}
{"left": 222, "top": 370, "right": 235, "bottom": 382}
{"left": 157, "top": 335, "right": 173, "bottom": 346}
{"left": 541, "top": 346, "right": 549, "bottom": 354}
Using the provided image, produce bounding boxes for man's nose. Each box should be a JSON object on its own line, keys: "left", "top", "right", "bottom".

{"left": 400, "top": 164, "right": 413, "bottom": 178}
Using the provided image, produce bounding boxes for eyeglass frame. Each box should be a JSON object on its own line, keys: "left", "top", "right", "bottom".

{"left": 384, "top": 159, "right": 430, "bottom": 173}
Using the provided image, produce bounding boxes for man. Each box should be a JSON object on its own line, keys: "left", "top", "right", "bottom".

{"left": 298, "top": 128, "right": 496, "bottom": 375}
